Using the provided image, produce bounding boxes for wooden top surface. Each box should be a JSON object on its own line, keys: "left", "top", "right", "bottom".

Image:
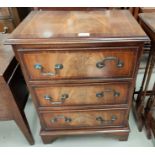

{"left": 7, "top": 10, "right": 148, "bottom": 44}
{"left": 139, "top": 13, "right": 155, "bottom": 33}
{"left": 0, "top": 34, "right": 14, "bottom": 76}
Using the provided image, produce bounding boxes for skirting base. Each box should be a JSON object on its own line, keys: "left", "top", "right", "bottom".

{"left": 40, "top": 126, "right": 130, "bottom": 144}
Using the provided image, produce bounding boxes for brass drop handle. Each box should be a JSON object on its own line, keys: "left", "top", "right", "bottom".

{"left": 1, "top": 26, "right": 8, "bottom": 34}
{"left": 44, "top": 94, "right": 69, "bottom": 105}
{"left": 96, "top": 115, "right": 117, "bottom": 124}
{"left": 34, "top": 63, "right": 63, "bottom": 76}
{"left": 96, "top": 89, "right": 120, "bottom": 98}
{"left": 96, "top": 56, "right": 124, "bottom": 69}
{"left": 51, "top": 115, "right": 72, "bottom": 123}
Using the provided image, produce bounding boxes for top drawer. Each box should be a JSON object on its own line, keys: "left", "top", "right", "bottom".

{"left": 21, "top": 48, "right": 138, "bottom": 81}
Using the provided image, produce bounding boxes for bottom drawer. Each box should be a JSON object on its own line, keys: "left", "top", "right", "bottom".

{"left": 40, "top": 109, "right": 127, "bottom": 130}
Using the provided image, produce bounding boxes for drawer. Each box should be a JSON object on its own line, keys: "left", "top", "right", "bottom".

{"left": 40, "top": 109, "right": 126, "bottom": 130}
{"left": 22, "top": 48, "right": 138, "bottom": 80}
{"left": 0, "top": 19, "right": 14, "bottom": 33}
{"left": 33, "top": 82, "right": 129, "bottom": 107}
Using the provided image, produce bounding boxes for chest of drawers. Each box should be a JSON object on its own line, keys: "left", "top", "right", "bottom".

{"left": 7, "top": 10, "right": 149, "bottom": 144}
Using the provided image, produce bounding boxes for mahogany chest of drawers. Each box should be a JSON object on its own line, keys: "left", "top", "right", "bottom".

{"left": 7, "top": 10, "right": 149, "bottom": 144}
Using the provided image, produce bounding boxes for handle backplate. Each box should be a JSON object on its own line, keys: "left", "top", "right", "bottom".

{"left": 44, "top": 94, "right": 69, "bottom": 105}
{"left": 51, "top": 115, "right": 72, "bottom": 123}
{"left": 96, "top": 56, "right": 124, "bottom": 69}
{"left": 34, "top": 63, "right": 63, "bottom": 76}
{"left": 96, "top": 89, "right": 120, "bottom": 98}
{"left": 96, "top": 115, "right": 117, "bottom": 125}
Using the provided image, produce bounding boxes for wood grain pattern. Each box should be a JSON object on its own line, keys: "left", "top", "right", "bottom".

{"left": 40, "top": 109, "right": 126, "bottom": 130}
{"left": 8, "top": 10, "right": 147, "bottom": 143}
{"left": 22, "top": 48, "right": 138, "bottom": 80}
{"left": 34, "top": 82, "right": 129, "bottom": 107}
{"left": 7, "top": 10, "right": 148, "bottom": 44}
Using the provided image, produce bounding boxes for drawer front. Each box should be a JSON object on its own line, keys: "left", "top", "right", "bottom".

{"left": 33, "top": 82, "right": 129, "bottom": 107}
{"left": 22, "top": 48, "right": 138, "bottom": 80}
{"left": 0, "top": 20, "right": 14, "bottom": 33}
{"left": 40, "top": 109, "right": 126, "bottom": 130}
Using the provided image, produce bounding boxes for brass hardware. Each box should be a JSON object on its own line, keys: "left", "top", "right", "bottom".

{"left": 34, "top": 63, "right": 63, "bottom": 76}
{"left": 44, "top": 94, "right": 69, "bottom": 105}
{"left": 96, "top": 92, "right": 104, "bottom": 98}
{"left": 34, "top": 64, "right": 42, "bottom": 70}
{"left": 96, "top": 56, "right": 124, "bottom": 69}
{"left": 96, "top": 89, "right": 120, "bottom": 98}
{"left": 44, "top": 95, "right": 53, "bottom": 100}
{"left": 51, "top": 115, "right": 72, "bottom": 123}
{"left": 111, "top": 115, "right": 117, "bottom": 121}
{"left": 1, "top": 26, "right": 8, "bottom": 34}
{"left": 61, "top": 94, "right": 69, "bottom": 101}
{"left": 96, "top": 115, "right": 117, "bottom": 124}
{"left": 55, "top": 64, "right": 63, "bottom": 70}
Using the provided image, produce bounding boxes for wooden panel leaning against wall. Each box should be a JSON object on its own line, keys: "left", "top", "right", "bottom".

{"left": 0, "top": 7, "right": 33, "bottom": 145}
{"left": 0, "top": 34, "right": 34, "bottom": 145}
